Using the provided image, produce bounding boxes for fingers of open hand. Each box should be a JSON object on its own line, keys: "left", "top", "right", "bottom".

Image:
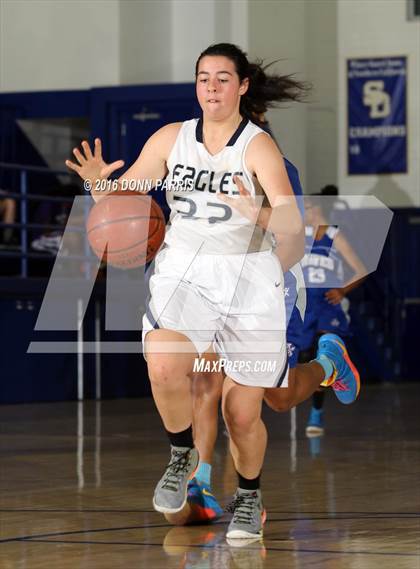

{"left": 217, "top": 192, "right": 232, "bottom": 205}
{"left": 233, "top": 175, "right": 250, "bottom": 197}
{"left": 94, "top": 138, "right": 102, "bottom": 159}
{"left": 65, "top": 160, "right": 81, "bottom": 174}
{"left": 72, "top": 147, "right": 87, "bottom": 166}
{"left": 81, "top": 140, "right": 93, "bottom": 160}
{"left": 101, "top": 160, "right": 125, "bottom": 179}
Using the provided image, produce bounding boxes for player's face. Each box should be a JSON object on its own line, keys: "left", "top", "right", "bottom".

{"left": 196, "top": 56, "right": 249, "bottom": 119}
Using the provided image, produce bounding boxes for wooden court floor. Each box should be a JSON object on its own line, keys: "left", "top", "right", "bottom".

{"left": 1, "top": 383, "right": 419, "bottom": 568}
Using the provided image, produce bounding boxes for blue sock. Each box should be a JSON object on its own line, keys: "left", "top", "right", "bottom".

{"left": 195, "top": 462, "right": 212, "bottom": 487}
{"left": 315, "top": 354, "right": 334, "bottom": 380}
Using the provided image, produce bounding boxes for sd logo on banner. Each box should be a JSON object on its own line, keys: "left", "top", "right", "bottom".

{"left": 347, "top": 57, "right": 407, "bottom": 175}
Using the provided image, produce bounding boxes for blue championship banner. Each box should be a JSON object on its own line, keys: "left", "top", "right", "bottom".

{"left": 347, "top": 57, "right": 407, "bottom": 175}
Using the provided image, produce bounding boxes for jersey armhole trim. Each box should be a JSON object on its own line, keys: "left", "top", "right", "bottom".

{"left": 242, "top": 130, "right": 271, "bottom": 191}
{"left": 166, "top": 120, "right": 191, "bottom": 170}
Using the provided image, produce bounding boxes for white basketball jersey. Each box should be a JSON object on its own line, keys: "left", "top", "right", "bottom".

{"left": 164, "top": 118, "right": 273, "bottom": 254}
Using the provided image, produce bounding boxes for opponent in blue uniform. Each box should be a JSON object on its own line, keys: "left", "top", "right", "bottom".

{"left": 258, "top": 119, "right": 306, "bottom": 371}
{"left": 280, "top": 158, "right": 306, "bottom": 370}
{"left": 301, "top": 224, "right": 350, "bottom": 351}
{"left": 301, "top": 187, "right": 366, "bottom": 436}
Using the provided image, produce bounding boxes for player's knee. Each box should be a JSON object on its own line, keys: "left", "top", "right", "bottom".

{"left": 147, "top": 355, "right": 187, "bottom": 389}
{"left": 223, "top": 407, "right": 259, "bottom": 435}
{"left": 147, "top": 358, "right": 171, "bottom": 386}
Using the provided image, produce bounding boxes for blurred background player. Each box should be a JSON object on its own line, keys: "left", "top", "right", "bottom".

{"left": 302, "top": 185, "right": 366, "bottom": 437}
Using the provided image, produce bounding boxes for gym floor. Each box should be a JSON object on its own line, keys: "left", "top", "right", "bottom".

{"left": 1, "top": 384, "right": 419, "bottom": 568}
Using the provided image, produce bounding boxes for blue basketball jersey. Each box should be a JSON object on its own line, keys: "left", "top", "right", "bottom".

{"left": 302, "top": 226, "right": 344, "bottom": 291}
{"left": 300, "top": 226, "right": 350, "bottom": 350}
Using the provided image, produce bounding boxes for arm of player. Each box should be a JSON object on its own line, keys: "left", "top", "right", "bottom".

{"left": 246, "top": 133, "right": 302, "bottom": 235}
{"left": 66, "top": 123, "right": 180, "bottom": 202}
{"left": 219, "top": 175, "right": 305, "bottom": 270}
{"left": 118, "top": 123, "right": 181, "bottom": 195}
{"left": 274, "top": 226, "right": 305, "bottom": 272}
{"left": 325, "top": 231, "right": 367, "bottom": 304}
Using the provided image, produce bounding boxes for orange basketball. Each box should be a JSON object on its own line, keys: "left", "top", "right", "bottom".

{"left": 86, "top": 193, "right": 165, "bottom": 269}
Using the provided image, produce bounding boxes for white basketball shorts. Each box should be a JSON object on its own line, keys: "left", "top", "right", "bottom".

{"left": 142, "top": 246, "right": 289, "bottom": 388}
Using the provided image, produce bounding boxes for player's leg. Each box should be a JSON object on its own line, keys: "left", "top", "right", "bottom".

{"left": 305, "top": 300, "right": 353, "bottom": 433}
{"left": 307, "top": 387, "right": 326, "bottom": 436}
{"left": 264, "top": 360, "right": 324, "bottom": 412}
{"left": 263, "top": 306, "right": 324, "bottom": 412}
{"left": 143, "top": 248, "right": 221, "bottom": 515}
{"left": 264, "top": 300, "right": 359, "bottom": 411}
{"left": 300, "top": 340, "right": 326, "bottom": 436}
{"left": 217, "top": 249, "right": 287, "bottom": 539}
{"left": 163, "top": 360, "right": 224, "bottom": 526}
{"left": 186, "top": 355, "right": 224, "bottom": 522}
{"left": 264, "top": 338, "right": 359, "bottom": 412}
{"left": 222, "top": 377, "right": 267, "bottom": 539}
{"left": 145, "top": 328, "right": 199, "bottom": 514}
{"left": 192, "top": 353, "right": 223, "bottom": 473}
{"left": 147, "top": 329, "right": 197, "bottom": 432}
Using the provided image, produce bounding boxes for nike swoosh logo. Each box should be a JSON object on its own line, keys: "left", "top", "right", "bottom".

{"left": 275, "top": 282, "right": 281, "bottom": 287}
{"left": 202, "top": 488, "right": 214, "bottom": 497}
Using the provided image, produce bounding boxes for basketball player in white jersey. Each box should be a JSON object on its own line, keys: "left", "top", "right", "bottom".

{"left": 66, "top": 43, "right": 360, "bottom": 540}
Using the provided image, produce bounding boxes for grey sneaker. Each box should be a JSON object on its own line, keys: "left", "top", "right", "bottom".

{"left": 226, "top": 488, "right": 266, "bottom": 539}
{"left": 153, "top": 446, "right": 199, "bottom": 514}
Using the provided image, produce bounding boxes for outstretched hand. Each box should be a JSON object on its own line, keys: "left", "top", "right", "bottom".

{"left": 217, "top": 175, "right": 260, "bottom": 223}
{"left": 325, "top": 288, "right": 344, "bottom": 305}
{"left": 65, "top": 138, "right": 125, "bottom": 184}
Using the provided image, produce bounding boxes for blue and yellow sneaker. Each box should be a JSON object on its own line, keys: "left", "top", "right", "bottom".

{"left": 317, "top": 333, "right": 360, "bottom": 405}
{"left": 186, "top": 479, "right": 223, "bottom": 524}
